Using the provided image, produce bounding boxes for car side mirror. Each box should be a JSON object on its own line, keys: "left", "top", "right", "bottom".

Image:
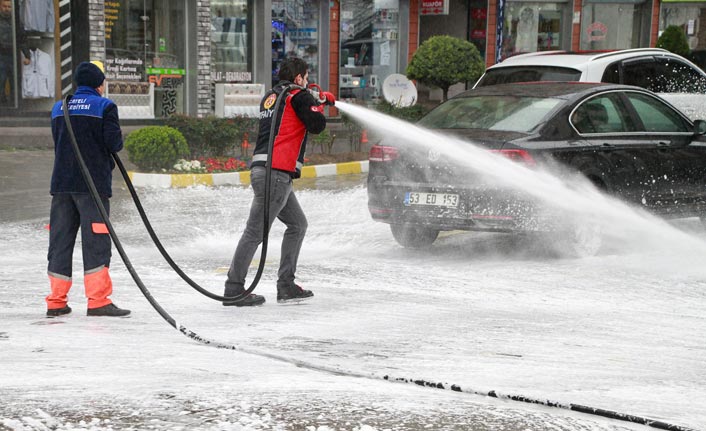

{"left": 695, "top": 119, "right": 706, "bottom": 136}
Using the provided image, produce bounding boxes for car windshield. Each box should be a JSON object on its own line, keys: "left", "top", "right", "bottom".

{"left": 418, "top": 95, "right": 562, "bottom": 132}
{"left": 477, "top": 66, "right": 582, "bottom": 86}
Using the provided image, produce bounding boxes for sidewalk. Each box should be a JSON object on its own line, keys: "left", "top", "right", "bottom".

{"left": 129, "top": 159, "right": 368, "bottom": 188}
{"left": 0, "top": 145, "right": 369, "bottom": 222}
{"left": 0, "top": 124, "right": 149, "bottom": 151}
{"left": 0, "top": 120, "right": 363, "bottom": 152}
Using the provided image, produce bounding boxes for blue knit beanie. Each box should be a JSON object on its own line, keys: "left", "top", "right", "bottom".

{"left": 74, "top": 61, "right": 105, "bottom": 88}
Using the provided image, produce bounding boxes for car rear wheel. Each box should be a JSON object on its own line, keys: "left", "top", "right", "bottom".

{"left": 390, "top": 224, "right": 440, "bottom": 248}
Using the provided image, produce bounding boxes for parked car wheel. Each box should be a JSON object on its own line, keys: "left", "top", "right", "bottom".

{"left": 390, "top": 224, "right": 440, "bottom": 249}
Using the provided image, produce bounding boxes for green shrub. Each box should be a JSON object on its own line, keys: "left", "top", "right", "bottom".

{"left": 311, "top": 129, "right": 336, "bottom": 154}
{"left": 341, "top": 113, "right": 364, "bottom": 152}
{"left": 165, "top": 115, "right": 259, "bottom": 158}
{"left": 373, "top": 99, "right": 429, "bottom": 122}
{"left": 124, "top": 126, "right": 189, "bottom": 171}
{"left": 406, "top": 35, "right": 485, "bottom": 101}
{"left": 657, "top": 25, "right": 690, "bottom": 58}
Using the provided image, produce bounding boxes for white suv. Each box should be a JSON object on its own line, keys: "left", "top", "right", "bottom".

{"left": 474, "top": 48, "right": 706, "bottom": 118}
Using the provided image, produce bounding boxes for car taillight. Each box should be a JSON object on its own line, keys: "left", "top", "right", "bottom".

{"left": 369, "top": 145, "right": 400, "bottom": 162}
{"left": 490, "top": 149, "right": 536, "bottom": 166}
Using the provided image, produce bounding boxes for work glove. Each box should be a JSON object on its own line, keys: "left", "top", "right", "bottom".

{"left": 321, "top": 91, "right": 336, "bottom": 106}
{"left": 308, "top": 84, "right": 335, "bottom": 106}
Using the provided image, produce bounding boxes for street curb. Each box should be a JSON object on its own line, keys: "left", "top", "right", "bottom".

{"left": 127, "top": 160, "right": 369, "bottom": 188}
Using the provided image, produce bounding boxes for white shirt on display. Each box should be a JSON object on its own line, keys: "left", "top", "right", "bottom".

{"left": 22, "top": 48, "right": 54, "bottom": 99}
{"left": 22, "top": 0, "right": 55, "bottom": 33}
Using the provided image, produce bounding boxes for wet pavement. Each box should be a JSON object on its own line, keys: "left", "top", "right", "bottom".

{"left": 2, "top": 149, "right": 705, "bottom": 431}
{"left": 0, "top": 149, "right": 55, "bottom": 223}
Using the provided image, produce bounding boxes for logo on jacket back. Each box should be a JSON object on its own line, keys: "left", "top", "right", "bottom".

{"left": 263, "top": 93, "right": 277, "bottom": 110}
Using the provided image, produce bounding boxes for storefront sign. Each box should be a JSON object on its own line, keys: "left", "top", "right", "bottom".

{"left": 146, "top": 68, "right": 185, "bottom": 87}
{"left": 421, "top": 0, "right": 449, "bottom": 15}
{"left": 471, "top": 29, "right": 486, "bottom": 39}
{"left": 105, "top": 57, "right": 143, "bottom": 81}
{"left": 287, "top": 28, "right": 317, "bottom": 40}
{"left": 586, "top": 21, "right": 608, "bottom": 42}
{"left": 104, "top": 1, "right": 121, "bottom": 40}
{"left": 211, "top": 71, "right": 253, "bottom": 82}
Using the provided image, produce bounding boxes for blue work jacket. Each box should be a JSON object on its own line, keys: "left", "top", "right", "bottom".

{"left": 50, "top": 86, "right": 123, "bottom": 197}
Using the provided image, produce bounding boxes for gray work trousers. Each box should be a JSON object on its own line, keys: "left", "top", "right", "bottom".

{"left": 226, "top": 166, "right": 307, "bottom": 293}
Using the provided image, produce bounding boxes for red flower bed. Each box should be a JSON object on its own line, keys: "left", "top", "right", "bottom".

{"left": 199, "top": 157, "right": 249, "bottom": 173}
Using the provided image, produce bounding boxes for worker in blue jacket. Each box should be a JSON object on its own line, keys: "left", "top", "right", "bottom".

{"left": 45, "top": 61, "right": 130, "bottom": 318}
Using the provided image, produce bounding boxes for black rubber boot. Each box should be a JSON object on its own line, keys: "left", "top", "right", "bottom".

{"left": 222, "top": 282, "right": 265, "bottom": 307}
{"left": 46, "top": 306, "right": 72, "bottom": 317}
{"left": 222, "top": 293, "right": 266, "bottom": 307}
{"left": 87, "top": 303, "right": 131, "bottom": 317}
{"left": 277, "top": 284, "right": 313, "bottom": 304}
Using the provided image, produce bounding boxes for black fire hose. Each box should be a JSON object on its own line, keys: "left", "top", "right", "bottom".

{"left": 110, "top": 85, "right": 295, "bottom": 302}
{"left": 61, "top": 96, "right": 697, "bottom": 431}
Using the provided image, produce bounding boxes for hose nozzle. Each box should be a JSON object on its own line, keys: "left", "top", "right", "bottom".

{"left": 307, "top": 83, "right": 326, "bottom": 105}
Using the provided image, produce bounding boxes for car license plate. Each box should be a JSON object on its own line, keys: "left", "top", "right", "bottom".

{"left": 404, "top": 192, "right": 459, "bottom": 208}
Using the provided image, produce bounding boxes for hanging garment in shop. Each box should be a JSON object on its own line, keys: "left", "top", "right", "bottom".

{"left": 21, "top": 0, "right": 55, "bottom": 33}
{"left": 22, "top": 47, "right": 54, "bottom": 98}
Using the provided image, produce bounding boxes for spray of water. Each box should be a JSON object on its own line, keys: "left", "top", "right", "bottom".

{"left": 335, "top": 101, "right": 706, "bottom": 256}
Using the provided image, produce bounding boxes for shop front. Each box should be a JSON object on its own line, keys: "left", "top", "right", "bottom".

{"left": 271, "top": 1, "right": 322, "bottom": 87}
{"left": 105, "top": 0, "right": 189, "bottom": 118}
{"left": 497, "top": 0, "right": 572, "bottom": 60}
{"left": 580, "top": 0, "right": 651, "bottom": 50}
{"left": 0, "top": 0, "right": 69, "bottom": 117}
{"left": 268, "top": 0, "right": 410, "bottom": 105}
{"left": 339, "top": 0, "right": 403, "bottom": 103}
{"left": 1, "top": 0, "right": 415, "bottom": 123}
{"left": 660, "top": 0, "right": 706, "bottom": 69}
{"left": 212, "top": 0, "right": 252, "bottom": 84}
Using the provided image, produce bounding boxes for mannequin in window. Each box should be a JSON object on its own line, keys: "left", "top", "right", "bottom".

{"left": 0, "top": 0, "right": 30, "bottom": 104}
{"left": 515, "top": 7, "right": 536, "bottom": 53}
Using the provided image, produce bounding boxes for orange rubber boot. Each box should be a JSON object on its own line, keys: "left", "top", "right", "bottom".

{"left": 84, "top": 266, "right": 113, "bottom": 310}
{"left": 46, "top": 274, "right": 72, "bottom": 310}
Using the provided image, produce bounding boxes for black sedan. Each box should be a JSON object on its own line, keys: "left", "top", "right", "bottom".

{"left": 367, "top": 82, "right": 706, "bottom": 253}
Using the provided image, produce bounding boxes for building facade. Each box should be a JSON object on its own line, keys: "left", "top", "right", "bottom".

{"left": 1, "top": 0, "right": 705, "bottom": 122}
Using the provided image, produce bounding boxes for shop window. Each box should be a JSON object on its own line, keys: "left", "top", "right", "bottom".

{"left": 1, "top": 0, "right": 21, "bottom": 108}
{"left": 500, "top": 2, "right": 565, "bottom": 58}
{"left": 580, "top": 1, "right": 648, "bottom": 50}
{"left": 469, "top": 0, "right": 488, "bottom": 60}
{"left": 105, "top": 0, "right": 186, "bottom": 118}
{"left": 271, "top": 1, "right": 320, "bottom": 87}
{"left": 1, "top": 0, "right": 57, "bottom": 112}
{"left": 212, "top": 0, "right": 250, "bottom": 83}
{"left": 340, "top": 0, "right": 399, "bottom": 103}
{"left": 660, "top": 6, "right": 706, "bottom": 70}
